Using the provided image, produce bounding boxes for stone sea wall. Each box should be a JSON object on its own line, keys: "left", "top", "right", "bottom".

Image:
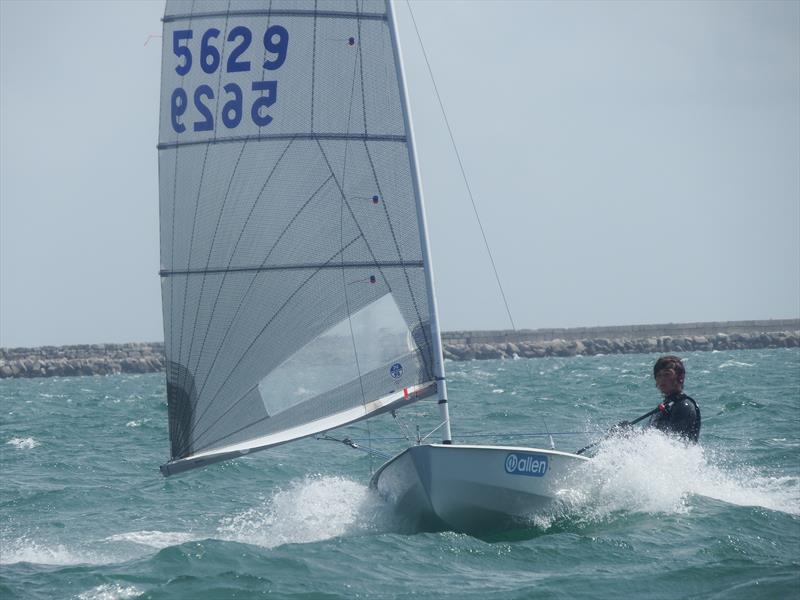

{"left": 0, "top": 343, "right": 165, "bottom": 379}
{"left": 442, "top": 330, "right": 799, "bottom": 360}
{"left": 441, "top": 319, "right": 800, "bottom": 360}
{"left": 1, "top": 319, "right": 797, "bottom": 379}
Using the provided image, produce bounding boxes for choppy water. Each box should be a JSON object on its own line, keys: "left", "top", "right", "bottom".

{"left": 1, "top": 349, "right": 798, "bottom": 599}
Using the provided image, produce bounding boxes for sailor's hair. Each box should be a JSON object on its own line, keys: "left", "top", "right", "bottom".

{"left": 653, "top": 355, "right": 685, "bottom": 380}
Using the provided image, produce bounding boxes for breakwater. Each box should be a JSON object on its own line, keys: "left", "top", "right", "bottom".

{"left": 442, "top": 318, "right": 800, "bottom": 360}
{"left": 0, "top": 343, "right": 165, "bottom": 379}
{"left": 1, "top": 319, "right": 797, "bottom": 379}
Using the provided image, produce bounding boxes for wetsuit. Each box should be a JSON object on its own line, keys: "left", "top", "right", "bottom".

{"left": 648, "top": 392, "right": 701, "bottom": 442}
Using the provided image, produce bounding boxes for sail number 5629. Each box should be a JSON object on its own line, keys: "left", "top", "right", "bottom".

{"left": 169, "top": 25, "right": 289, "bottom": 133}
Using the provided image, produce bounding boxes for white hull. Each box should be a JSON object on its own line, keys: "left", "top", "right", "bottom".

{"left": 370, "top": 444, "right": 589, "bottom": 534}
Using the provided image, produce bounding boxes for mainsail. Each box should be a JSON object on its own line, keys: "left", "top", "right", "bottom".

{"left": 158, "top": 0, "right": 439, "bottom": 475}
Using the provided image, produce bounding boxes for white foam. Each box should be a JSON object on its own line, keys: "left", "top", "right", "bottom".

{"left": 718, "top": 360, "right": 755, "bottom": 369}
{"left": 6, "top": 437, "right": 40, "bottom": 449}
{"left": 0, "top": 536, "right": 103, "bottom": 566}
{"left": 548, "top": 430, "right": 800, "bottom": 526}
{"left": 77, "top": 584, "right": 142, "bottom": 600}
{"left": 217, "top": 475, "right": 391, "bottom": 548}
{"left": 105, "top": 530, "right": 196, "bottom": 549}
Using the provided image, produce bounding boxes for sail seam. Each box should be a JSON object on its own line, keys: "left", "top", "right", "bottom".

{"left": 165, "top": 0, "right": 196, "bottom": 444}
{"left": 163, "top": 10, "right": 387, "bottom": 24}
{"left": 160, "top": 261, "right": 424, "bottom": 277}
{"left": 340, "top": 0, "right": 371, "bottom": 419}
{"left": 186, "top": 139, "right": 248, "bottom": 388}
{"left": 180, "top": 4, "right": 233, "bottom": 399}
{"left": 310, "top": 1, "right": 318, "bottom": 133}
{"left": 158, "top": 133, "right": 406, "bottom": 150}
{"left": 176, "top": 121, "right": 211, "bottom": 381}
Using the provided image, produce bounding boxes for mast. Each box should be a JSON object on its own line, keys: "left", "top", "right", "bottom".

{"left": 385, "top": 0, "right": 452, "bottom": 444}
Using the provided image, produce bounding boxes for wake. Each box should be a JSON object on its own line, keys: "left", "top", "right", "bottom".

{"left": 542, "top": 429, "right": 800, "bottom": 527}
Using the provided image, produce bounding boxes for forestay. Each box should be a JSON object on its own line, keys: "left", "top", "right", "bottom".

{"left": 158, "top": 0, "right": 437, "bottom": 475}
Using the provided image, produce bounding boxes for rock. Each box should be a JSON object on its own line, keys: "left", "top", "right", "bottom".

{"left": 1, "top": 329, "right": 798, "bottom": 377}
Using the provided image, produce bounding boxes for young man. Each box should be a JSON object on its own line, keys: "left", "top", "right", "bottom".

{"left": 649, "top": 355, "right": 701, "bottom": 442}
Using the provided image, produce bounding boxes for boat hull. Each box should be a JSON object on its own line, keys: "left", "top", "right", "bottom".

{"left": 370, "top": 444, "right": 589, "bottom": 534}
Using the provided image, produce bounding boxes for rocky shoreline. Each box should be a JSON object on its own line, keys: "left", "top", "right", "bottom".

{"left": 442, "top": 330, "right": 798, "bottom": 361}
{"left": 0, "top": 343, "right": 166, "bottom": 379}
{"left": 1, "top": 321, "right": 797, "bottom": 379}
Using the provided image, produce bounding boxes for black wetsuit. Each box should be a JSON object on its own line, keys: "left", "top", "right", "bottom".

{"left": 648, "top": 392, "right": 701, "bottom": 442}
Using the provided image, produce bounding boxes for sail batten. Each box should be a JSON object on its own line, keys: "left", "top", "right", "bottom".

{"left": 164, "top": 10, "right": 388, "bottom": 25}
{"left": 159, "top": 0, "right": 435, "bottom": 475}
{"left": 158, "top": 132, "right": 407, "bottom": 150}
{"left": 161, "top": 261, "right": 424, "bottom": 277}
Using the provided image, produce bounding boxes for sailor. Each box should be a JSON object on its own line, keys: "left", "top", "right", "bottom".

{"left": 648, "top": 355, "right": 701, "bottom": 442}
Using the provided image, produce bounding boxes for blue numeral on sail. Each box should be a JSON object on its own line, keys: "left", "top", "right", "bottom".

{"left": 193, "top": 85, "right": 214, "bottom": 131}
{"left": 200, "top": 28, "right": 222, "bottom": 74}
{"left": 227, "top": 26, "right": 252, "bottom": 72}
{"left": 263, "top": 25, "right": 289, "bottom": 70}
{"left": 170, "top": 88, "right": 187, "bottom": 133}
{"left": 173, "top": 30, "right": 192, "bottom": 75}
{"left": 251, "top": 80, "right": 277, "bottom": 126}
{"left": 221, "top": 83, "right": 243, "bottom": 129}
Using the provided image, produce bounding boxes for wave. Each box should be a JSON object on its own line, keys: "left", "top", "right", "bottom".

{"left": 534, "top": 429, "right": 800, "bottom": 529}
{"left": 105, "top": 530, "right": 196, "bottom": 549}
{"left": 0, "top": 535, "right": 108, "bottom": 566}
{"left": 719, "top": 360, "right": 755, "bottom": 369}
{"left": 6, "top": 437, "right": 40, "bottom": 450}
{"left": 216, "top": 474, "right": 394, "bottom": 548}
{"left": 77, "top": 584, "right": 142, "bottom": 600}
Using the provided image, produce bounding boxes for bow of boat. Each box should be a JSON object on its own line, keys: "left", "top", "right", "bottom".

{"left": 371, "top": 443, "right": 590, "bottom": 534}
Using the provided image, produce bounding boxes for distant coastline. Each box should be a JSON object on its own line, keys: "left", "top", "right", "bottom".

{"left": 1, "top": 319, "right": 797, "bottom": 379}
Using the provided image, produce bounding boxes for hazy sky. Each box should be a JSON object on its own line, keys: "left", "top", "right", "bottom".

{"left": 1, "top": 0, "right": 798, "bottom": 348}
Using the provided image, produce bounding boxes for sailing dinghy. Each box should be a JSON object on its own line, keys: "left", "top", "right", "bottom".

{"left": 157, "top": 0, "right": 588, "bottom": 533}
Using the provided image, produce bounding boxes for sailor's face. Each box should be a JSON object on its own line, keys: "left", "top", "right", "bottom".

{"left": 655, "top": 368, "right": 682, "bottom": 396}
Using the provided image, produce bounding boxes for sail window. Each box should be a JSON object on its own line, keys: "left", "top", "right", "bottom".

{"left": 258, "top": 292, "right": 415, "bottom": 418}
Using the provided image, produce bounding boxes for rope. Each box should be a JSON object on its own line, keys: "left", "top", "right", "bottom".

{"left": 405, "top": 1, "right": 516, "bottom": 331}
{"left": 315, "top": 433, "right": 393, "bottom": 461}
{"left": 392, "top": 409, "right": 413, "bottom": 443}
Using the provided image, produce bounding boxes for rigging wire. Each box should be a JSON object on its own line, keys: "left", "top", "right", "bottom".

{"left": 347, "top": 431, "right": 584, "bottom": 443}
{"left": 392, "top": 409, "right": 413, "bottom": 443}
{"left": 338, "top": 9, "right": 374, "bottom": 475}
{"left": 405, "top": 2, "right": 560, "bottom": 448}
{"left": 316, "top": 433, "right": 393, "bottom": 461}
{"left": 405, "top": 1, "right": 516, "bottom": 331}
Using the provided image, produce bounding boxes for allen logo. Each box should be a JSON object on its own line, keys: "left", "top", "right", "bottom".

{"left": 504, "top": 452, "right": 548, "bottom": 477}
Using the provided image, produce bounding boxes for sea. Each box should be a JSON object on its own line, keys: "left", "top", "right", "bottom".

{"left": 1, "top": 348, "right": 798, "bottom": 599}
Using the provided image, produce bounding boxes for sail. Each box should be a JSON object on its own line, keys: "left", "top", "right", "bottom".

{"left": 158, "top": 0, "right": 437, "bottom": 475}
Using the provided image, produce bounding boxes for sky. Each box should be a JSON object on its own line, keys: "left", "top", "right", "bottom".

{"left": 1, "top": 0, "right": 798, "bottom": 348}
